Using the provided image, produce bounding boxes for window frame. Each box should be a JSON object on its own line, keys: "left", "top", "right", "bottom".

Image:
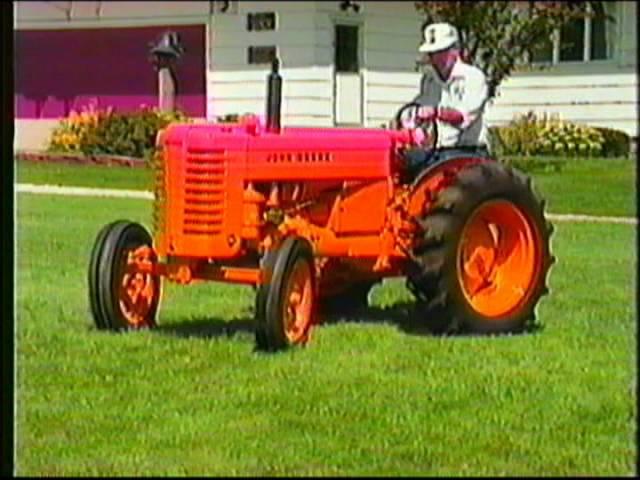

{"left": 528, "top": 1, "right": 616, "bottom": 66}
{"left": 329, "top": 12, "right": 364, "bottom": 76}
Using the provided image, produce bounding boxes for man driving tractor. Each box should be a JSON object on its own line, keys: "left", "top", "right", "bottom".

{"left": 404, "top": 22, "right": 491, "bottom": 173}
{"left": 88, "top": 19, "right": 554, "bottom": 351}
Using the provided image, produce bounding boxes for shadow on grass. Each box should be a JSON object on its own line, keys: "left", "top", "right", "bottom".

{"left": 155, "top": 316, "right": 256, "bottom": 339}
{"left": 322, "top": 302, "right": 545, "bottom": 338}
{"left": 153, "top": 301, "right": 544, "bottom": 343}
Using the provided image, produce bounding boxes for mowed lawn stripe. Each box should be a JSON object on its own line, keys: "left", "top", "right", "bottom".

{"left": 16, "top": 156, "right": 636, "bottom": 218}
{"left": 16, "top": 184, "right": 637, "bottom": 224}
{"left": 16, "top": 183, "right": 154, "bottom": 200}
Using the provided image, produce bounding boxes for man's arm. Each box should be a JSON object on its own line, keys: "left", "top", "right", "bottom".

{"left": 443, "top": 71, "right": 489, "bottom": 127}
{"left": 419, "top": 71, "right": 489, "bottom": 127}
{"left": 417, "top": 105, "right": 463, "bottom": 125}
{"left": 434, "top": 107, "right": 464, "bottom": 126}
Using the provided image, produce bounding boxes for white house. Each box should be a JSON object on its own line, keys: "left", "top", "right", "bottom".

{"left": 14, "top": 0, "right": 638, "bottom": 151}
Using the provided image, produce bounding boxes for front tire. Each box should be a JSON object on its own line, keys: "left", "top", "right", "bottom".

{"left": 408, "top": 161, "right": 554, "bottom": 334}
{"left": 88, "top": 220, "right": 161, "bottom": 331}
{"left": 255, "top": 237, "right": 317, "bottom": 351}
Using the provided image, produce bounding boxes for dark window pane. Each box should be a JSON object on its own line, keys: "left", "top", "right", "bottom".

{"left": 531, "top": 35, "right": 554, "bottom": 63}
{"left": 248, "top": 46, "right": 276, "bottom": 64}
{"left": 247, "top": 12, "right": 276, "bottom": 31}
{"left": 335, "top": 25, "right": 359, "bottom": 73}
{"left": 560, "top": 18, "right": 585, "bottom": 61}
{"left": 590, "top": 1, "right": 608, "bottom": 60}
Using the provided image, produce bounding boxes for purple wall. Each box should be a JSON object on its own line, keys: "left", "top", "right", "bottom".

{"left": 15, "top": 24, "right": 206, "bottom": 118}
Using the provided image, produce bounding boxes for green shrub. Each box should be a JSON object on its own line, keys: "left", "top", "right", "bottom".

{"left": 493, "top": 111, "right": 544, "bottom": 157}
{"left": 48, "top": 104, "right": 112, "bottom": 155}
{"left": 491, "top": 111, "right": 606, "bottom": 158}
{"left": 48, "top": 105, "right": 190, "bottom": 160}
{"left": 535, "top": 119, "right": 604, "bottom": 157}
{"left": 593, "top": 126, "right": 631, "bottom": 158}
{"left": 487, "top": 126, "right": 506, "bottom": 157}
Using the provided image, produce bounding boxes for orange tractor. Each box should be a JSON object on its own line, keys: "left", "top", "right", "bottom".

{"left": 88, "top": 59, "right": 554, "bottom": 351}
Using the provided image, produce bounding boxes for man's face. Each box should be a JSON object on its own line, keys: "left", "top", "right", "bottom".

{"left": 427, "top": 47, "right": 459, "bottom": 79}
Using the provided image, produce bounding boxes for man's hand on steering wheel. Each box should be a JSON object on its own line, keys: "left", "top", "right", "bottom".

{"left": 417, "top": 106, "right": 437, "bottom": 122}
{"left": 394, "top": 102, "right": 438, "bottom": 149}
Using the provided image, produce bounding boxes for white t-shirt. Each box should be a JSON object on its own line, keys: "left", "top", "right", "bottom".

{"left": 413, "top": 59, "right": 489, "bottom": 148}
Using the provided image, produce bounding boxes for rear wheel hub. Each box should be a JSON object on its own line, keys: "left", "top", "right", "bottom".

{"left": 457, "top": 199, "right": 539, "bottom": 318}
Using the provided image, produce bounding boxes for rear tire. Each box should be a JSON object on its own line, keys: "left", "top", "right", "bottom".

{"left": 255, "top": 237, "right": 316, "bottom": 351}
{"left": 88, "top": 220, "right": 161, "bottom": 331}
{"left": 407, "top": 161, "right": 554, "bottom": 335}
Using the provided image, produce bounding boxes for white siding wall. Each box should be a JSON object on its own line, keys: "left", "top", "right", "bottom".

{"left": 206, "top": 67, "right": 334, "bottom": 126}
{"left": 207, "top": 1, "right": 424, "bottom": 128}
{"left": 365, "top": 71, "right": 421, "bottom": 127}
{"left": 485, "top": 69, "right": 638, "bottom": 135}
{"left": 361, "top": 2, "right": 423, "bottom": 127}
{"left": 618, "top": 1, "right": 638, "bottom": 68}
{"left": 315, "top": 1, "right": 423, "bottom": 128}
{"left": 208, "top": 1, "right": 334, "bottom": 126}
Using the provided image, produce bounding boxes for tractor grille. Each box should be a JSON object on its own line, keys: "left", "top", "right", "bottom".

{"left": 151, "top": 148, "right": 166, "bottom": 238}
{"left": 182, "top": 148, "right": 226, "bottom": 236}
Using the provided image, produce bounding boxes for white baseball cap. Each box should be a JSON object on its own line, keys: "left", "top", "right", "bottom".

{"left": 418, "top": 22, "right": 460, "bottom": 53}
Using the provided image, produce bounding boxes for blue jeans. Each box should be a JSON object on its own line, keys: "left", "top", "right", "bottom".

{"left": 404, "top": 147, "right": 491, "bottom": 177}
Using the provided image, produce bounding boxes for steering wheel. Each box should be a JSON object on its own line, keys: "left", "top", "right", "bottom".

{"left": 394, "top": 101, "right": 438, "bottom": 149}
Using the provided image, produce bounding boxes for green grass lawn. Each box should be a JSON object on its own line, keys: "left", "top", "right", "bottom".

{"left": 525, "top": 157, "right": 636, "bottom": 218}
{"left": 15, "top": 190, "right": 636, "bottom": 475}
{"left": 16, "top": 156, "right": 636, "bottom": 217}
{"left": 16, "top": 161, "right": 153, "bottom": 192}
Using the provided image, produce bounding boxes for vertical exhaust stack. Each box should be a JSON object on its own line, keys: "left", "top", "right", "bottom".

{"left": 266, "top": 57, "right": 282, "bottom": 133}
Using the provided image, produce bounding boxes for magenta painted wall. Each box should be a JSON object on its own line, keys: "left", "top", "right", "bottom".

{"left": 15, "top": 24, "right": 206, "bottom": 119}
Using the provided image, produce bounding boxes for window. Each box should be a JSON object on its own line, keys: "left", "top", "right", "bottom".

{"left": 247, "top": 12, "right": 276, "bottom": 31}
{"left": 590, "top": 1, "right": 609, "bottom": 60}
{"left": 248, "top": 46, "right": 277, "bottom": 65}
{"left": 530, "top": 34, "right": 554, "bottom": 64}
{"left": 559, "top": 16, "right": 585, "bottom": 61}
{"left": 335, "top": 25, "right": 359, "bottom": 73}
{"left": 530, "top": 1, "right": 615, "bottom": 64}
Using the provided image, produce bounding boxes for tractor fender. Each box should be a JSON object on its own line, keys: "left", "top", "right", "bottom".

{"left": 410, "top": 150, "right": 494, "bottom": 191}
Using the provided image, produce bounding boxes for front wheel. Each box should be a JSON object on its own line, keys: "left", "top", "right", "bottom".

{"left": 88, "top": 220, "right": 162, "bottom": 331}
{"left": 255, "top": 237, "right": 317, "bottom": 351}
{"left": 407, "top": 161, "right": 555, "bottom": 334}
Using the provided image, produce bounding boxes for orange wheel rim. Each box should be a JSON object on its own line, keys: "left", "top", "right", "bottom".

{"left": 457, "top": 200, "right": 540, "bottom": 318}
{"left": 283, "top": 259, "right": 313, "bottom": 344}
{"left": 118, "top": 247, "right": 157, "bottom": 327}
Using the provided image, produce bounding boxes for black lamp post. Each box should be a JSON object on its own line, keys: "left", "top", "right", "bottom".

{"left": 148, "top": 31, "right": 185, "bottom": 112}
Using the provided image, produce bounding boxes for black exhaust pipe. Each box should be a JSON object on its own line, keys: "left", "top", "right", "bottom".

{"left": 266, "top": 57, "right": 282, "bottom": 133}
